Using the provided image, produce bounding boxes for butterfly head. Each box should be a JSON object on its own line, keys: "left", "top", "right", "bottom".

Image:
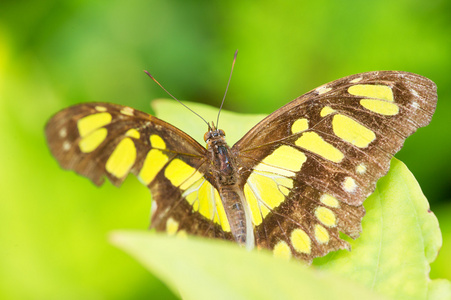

{"left": 204, "top": 122, "right": 226, "bottom": 143}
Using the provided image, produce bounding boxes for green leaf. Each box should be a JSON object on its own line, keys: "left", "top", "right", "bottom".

{"left": 112, "top": 99, "right": 450, "bottom": 300}
{"left": 111, "top": 232, "right": 384, "bottom": 300}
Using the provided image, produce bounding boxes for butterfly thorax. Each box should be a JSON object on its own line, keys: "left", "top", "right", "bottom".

{"left": 204, "top": 126, "right": 255, "bottom": 249}
{"left": 205, "top": 129, "right": 236, "bottom": 185}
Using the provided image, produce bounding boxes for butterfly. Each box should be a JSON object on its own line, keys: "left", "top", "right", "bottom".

{"left": 45, "top": 70, "right": 437, "bottom": 262}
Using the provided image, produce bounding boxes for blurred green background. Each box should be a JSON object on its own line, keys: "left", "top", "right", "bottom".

{"left": 1, "top": 0, "right": 450, "bottom": 299}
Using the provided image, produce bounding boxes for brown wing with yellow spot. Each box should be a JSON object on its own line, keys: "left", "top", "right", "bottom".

{"left": 45, "top": 102, "right": 233, "bottom": 240}
{"left": 232, "top": 71, "right": 437, "bottom": 262}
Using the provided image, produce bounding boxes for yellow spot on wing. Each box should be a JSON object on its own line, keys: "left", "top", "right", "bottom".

{"left": 77, "top": 113, "right": 112, "bottom": 137}
{"left": 273, "top": 241, "right": 292, "bottom": 260}
{"left": 279, "top": 186, "right": 290, "bottom": 196}
{"left": 106, "top": 138, "right": 137, "bottom": 178}
{"left": 183, "top": 178, "right": 230, "bottom": 232}
{"left": 79, "top": 128, "right": 107, "bottom": 153}
{"left": 164, "top": 161, "right": 211, "bottom": 231}
{"left": 197, "top": 181, "right": 215, "bottom": 220}
{"left": 315, "top": 207, "right": 336, "bottom": 227}
{"left": 291, "top": 229, "right": 311, "bottom": 254}
{"left": 165, "top": 159, "right": 203, "bottom": 190}
{"left": 320, "top": 194, "right": 339, "bottom": 208}
{"left": 166, "top": 218, "right": 179, "bottom": 235}
{"left": 212, "top": 187, "right": 230, "bottom": 232}
{"left": 332, "top": 114, "right": 376, "bottom": 148}
{"left": 180, "top": 172, "right": 204, "bottom": 190}
{"left": 138, "top": 149, "right": 168, "bottom": 185}
{"left": 291, "top": 118, "right": 309, "bottom": 134}
{"left": 275, "top": 176, "right": 293, "bottom": 189}
{"left": 295, "top": 132, "right": 344, "bottom": 163}
{"left": 185, "top": 192, "right": 198, "bottom": 208}
{"left": 150, "top": 135, "right": 166, "bottom": 149}
{"left": 360, "top": 99, "right": 399, "bottom": 116}
{"left": 253, "top": 164, "right": 293, "bottom": 178}
{"left": 348, "top": 84, "right": 394, "bottom": 101}
{"left": 244, "top": 183, "right": 263, "bottom": 225}
{"left": 125, "top": 129, "right": 140, "bottom": 139}
{"left": 320, "top": 106, "right": 335, "bottom": 117}
{"left": 246, "top": 171, "right": 291, "bottom": 223}
{"left": 314, "top": 224, "right": 329, "bottom": 244}
{"left": 255, "top": 145, "right": 307, "bottom": 177}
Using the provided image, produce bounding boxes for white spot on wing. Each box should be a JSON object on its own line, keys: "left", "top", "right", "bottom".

{"left": 342, "top": 177, "right": 357, "bottom": 193}
{"left": 150, "top": 200, "right": 157, "bottom": 217}
{"left": 95, "top": 106, "right": 107, "bottom": 112}
{"left": 62, "top": 141, "right": 71, "bottom": 151}
{"left": 121, "top": 107, "right": 134, "bottom": 116}
{"left": 356, "top": 163, "right": 366, "bottom": 174}
{"left": 350, "top": 77, "right": 363, "bottom": 83}
{"left": 411, "top": 89, "right": 419, "bottom": 97}
{"left": 59, "top": 128, "right": 67, "bottom": 138}
{"left": 316, "top": 86, "right": 332, "bottom": 95}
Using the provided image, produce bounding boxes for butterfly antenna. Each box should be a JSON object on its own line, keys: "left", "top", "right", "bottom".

{"left": 144, "top": 70, "right": 210, "bottom": 127}
{"left": 216, "top": 49, "right": 238, "bottom": 129}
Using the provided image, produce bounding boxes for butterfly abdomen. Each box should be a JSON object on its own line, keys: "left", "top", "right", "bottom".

{"left": 206, "top": 129, "right": 255, "bottom": 249}
{"left": 218, "top": 187, "right": 247, "bottom": 242}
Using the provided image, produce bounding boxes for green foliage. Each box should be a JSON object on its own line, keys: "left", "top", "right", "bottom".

{"left": 111, "top": 233, "right": 383, "bottom": 300}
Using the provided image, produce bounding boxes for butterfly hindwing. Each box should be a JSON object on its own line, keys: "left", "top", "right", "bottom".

{"left": 233, "top": 71, "right": 437, "bottom": 261}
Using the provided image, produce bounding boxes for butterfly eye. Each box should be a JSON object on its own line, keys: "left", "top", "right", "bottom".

{"left": 204, "top": 132, "right": 211, "bottom": 142}
{"left": 219, "top": 129, "right": 225, "bottom": 136}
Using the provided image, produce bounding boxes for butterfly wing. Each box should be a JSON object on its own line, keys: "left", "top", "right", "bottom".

{"left": 45, "top": 102, "right": 233, "bottom": 240}
{"left": 232, "top": 71, "right": 437, "bottom": 261}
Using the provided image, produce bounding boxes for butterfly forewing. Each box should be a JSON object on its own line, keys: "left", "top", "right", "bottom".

{"left": 46, "top": 103, "right": 205, "bottom": 184}
{"left": 233, "top": 71, "right": 437, "bottom": 261}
